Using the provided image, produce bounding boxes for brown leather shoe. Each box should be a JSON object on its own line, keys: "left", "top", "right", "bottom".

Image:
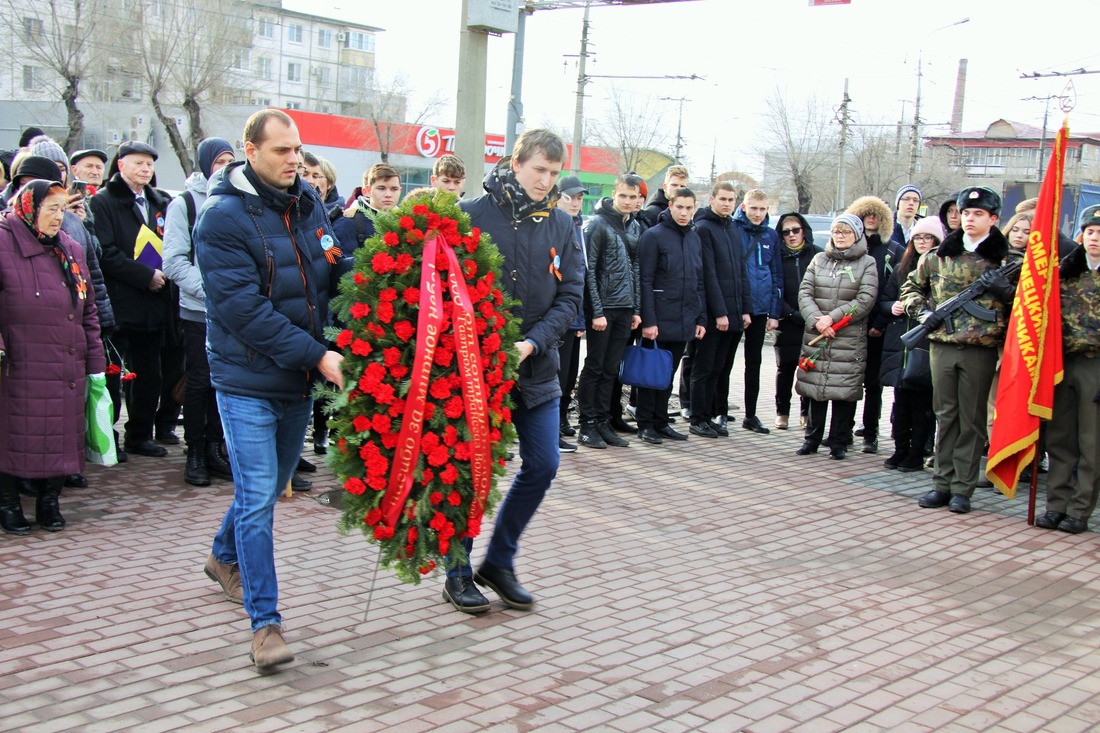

{"left": 204, "top": 554, "right": 244, "bottom": 604}
{"left": 250, "top": 624, "right": 293, "bottom": 673}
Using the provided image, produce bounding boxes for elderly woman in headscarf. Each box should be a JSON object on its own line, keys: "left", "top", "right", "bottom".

{"left": 0, "top": 180, "right": 105, "bottom": 534}
{"left": 794, "top": 213, "right": 878, "bottom": 460}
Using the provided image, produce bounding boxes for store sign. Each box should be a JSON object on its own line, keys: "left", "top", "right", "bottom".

{"left": 415, "top": 126, "right": 507, "bottom": 162}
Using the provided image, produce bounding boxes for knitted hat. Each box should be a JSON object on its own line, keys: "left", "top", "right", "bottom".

{"left": 895, "top": 184, "right": 922, "bottom": 209}
{"left": 831, "top": 213, "right": 864, "bottom": 240}
{"left": 27, "top": 136, "right": 69, "bottom": 177}
{"left": 1081, "top": 205, "right": 1100, "bottom": 232}
{"left": 909, "top": 217, "right": 945, "bottom": 243}
{"left": 956, "top": 186, "right": 1001, "bottom": 216}
{"left": 18, "top": 127, "right": 45, "bottom": 149}
{"left": 196, "top": 137, "right": 234, "bottom": 180}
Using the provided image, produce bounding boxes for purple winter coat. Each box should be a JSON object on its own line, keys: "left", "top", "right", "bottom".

{"left": 0, "top": 210, "right": 105, "bottom": 478}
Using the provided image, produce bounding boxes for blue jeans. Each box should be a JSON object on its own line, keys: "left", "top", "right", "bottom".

{"left": 448, "top": 396, "right": 560, "bottom": 578}
{"left": 211, "top": 392, "right": 312, "bottom": 632}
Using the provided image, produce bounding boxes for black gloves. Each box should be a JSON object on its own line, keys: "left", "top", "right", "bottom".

{"left": 979, "top": 268, "right": 1015, "bottom": 301}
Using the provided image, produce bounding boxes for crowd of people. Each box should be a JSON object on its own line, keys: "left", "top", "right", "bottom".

{"left": 2, "top": 115, "right": 1099, "bottom": 673}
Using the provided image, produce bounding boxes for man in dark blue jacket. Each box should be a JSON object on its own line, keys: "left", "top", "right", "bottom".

{"left": 442, "top": 129, "right": 583, "bottom": 615}
{"left": 576, "top": 174, "right": 642, "bottom": 449}
{"left": 690, "top": 182, "right": 752, "bottom": 438}
{"left": 637, "top": 189, "right": 706, "bottom": 444}
{"left": 732, "top": 189, "right": 782, "bottom": 434}
{"left": 195, "top": 109, "right": 345, "bottom": 673}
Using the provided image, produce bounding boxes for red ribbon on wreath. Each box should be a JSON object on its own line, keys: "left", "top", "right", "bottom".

{"left": 378, "top": 231, "right": 493, "bottom": 533}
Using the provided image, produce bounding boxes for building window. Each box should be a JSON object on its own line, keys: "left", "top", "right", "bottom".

{"left": 286, "top": 101, "right": 302, "bottom": 110}
{"left": 23, "top": 16, "right": 43, "bottom": 41}
{"left": 345, "top": 31, "right": 375, "bottom": 53}
{"left": 318, "top": 29, "right": 332, "bottom": 48}
{"left": 257, "top": 97, "right": 271, "bottom": 106}
{"left": 287, "top": 23, "right": 303, "bottom": 44}
{"left": 347, "top": 66, "right": 373, "bottom": 88}
{"left": 287, "top": 62, "right": 302, "bottom": 83}
{"left": 256, "top": 56, "right": 272, "bottom": 80}
{"left": 231, "top": 48, "right": 250, "bottom": 70}
{"left": 22, "top": 65, "right": 38, "bottom": 91}
{"left": 257, "top": 17, "right": 273, "bottom": 38}
{"left": 318, "top": 67, "right": 331, "bottom": 85}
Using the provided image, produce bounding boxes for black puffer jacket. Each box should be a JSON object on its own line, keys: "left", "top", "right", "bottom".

{"left": 774, "top": 213, "right": 821, "bottom": 347}
{"left": 641, "top": 188, "right": 669, "bottom": 229}
{"left": 460, "top": 161, "right": 583, "bottom": 409}
{"left": 90, "top": 174, "right": 175, "bottom": 332}
{"left": 582, "top": 197, "right": 641, "bottom": 317}
{"left": 878, "top": 267, "right": 926, "bottom": 387}
{"left": 694, "top": 205, "right": 750, "bottom": 331}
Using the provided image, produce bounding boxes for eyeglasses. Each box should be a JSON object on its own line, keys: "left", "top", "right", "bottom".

{"left": 831, "top": 229, "right": 855, "bottom": 237}
{"left": 781, "top": 227, "right": 802, "bottom": 236}
{"left": 560, "top": 192, "right": 581, "bottom": 204}
{"left": 912, "top": 234, "right": 936, "bottom": 242}
{"left": 899, "top": 195, "right": 921, "bottom": 204}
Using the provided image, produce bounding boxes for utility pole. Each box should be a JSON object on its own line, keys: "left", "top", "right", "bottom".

{"left": 709, "top": 138, "right": 716, "bottom": 184}
{"left": 909, "top": 18, "right": 969, "bottom": 178}
{"left": 836, "top": 79, "right": 850, "bottom": 211}
{"left": 659, "top": 96, "right": 689, "bottom": 162}
{"left": 455, "top": 0, "right": 490, "bottom": 181}
{"left": 505, "top": 7, "right": 532, "bottom": 155}
{"left": 569, "top": 2, "right": 591, "bottom": 175}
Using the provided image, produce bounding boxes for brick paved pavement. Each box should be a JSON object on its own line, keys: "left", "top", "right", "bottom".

{"left": 2, "top": 350, "right": 1099, "bottom": 732}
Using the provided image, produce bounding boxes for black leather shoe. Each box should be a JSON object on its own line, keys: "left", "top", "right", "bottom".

{"left": 897, "top": 456, "right": 925, "bottom": 473}
{"left": 125, "top": 439, "right": 168, "bottom": 458}
{"left": 1035, "top": 510, "right": 1066, "bottom": 529}
{"left": 475, "top": 562, "right": 534, "bottom": 610}
{"left": 948, "top": 494, "right": 971, "bottom": 514}
{"left": 155, "top": 430, "right": 181, "bottom": 445}
{"left": 796, "top": 441, "right": 819, "bottom": 455}
{"left": 829, "top": 445, "right": 846, "bottom": 460}
{"left": 296, "top": 456, "right": 317, "bottom": 473}
{"left": 64, "top": 474, "right": 88, "bottom": 488}
{"left": 742, "top": 416, "right": 770, "bottom": 434}
{"left": 855, "top": 426, "right": 865, "bottom": 437}
{"left": 597, "top": 422, "right": 630, "bottom": 447}
{"left": 442, "top": 576, "right": 490, "bottom": 614}
{"left": 1057, "top": 516, "right": 1088, "bottom": 534}
{"left": 657, "top": 425, "right": 688, "bottom": 441}
{"left": 861, "top": 439, "right": 878, "bottom": 454}
{"left": 558, "top": 438, "right": 577, "bottom": 453}
{"left": 205, "top": 442, "right": 234, "bottom": 481}
{"left": 918, "top": 490, "right": 950, "bottom": 508}
{"left": 689, "top": 422, "right": 718, "bottom": 438}
{"left": 291, "top": 474, "right": 313, "bottom": 492}
{"left": 184, "top": 447, "right": 211, "bottom": 487}
{"left": 578, "top": 424, "right": 607, "bottom": 449}
{"left": 559, "top": 421, "right": 576, "bottom": 437}
{"left": 709, "top": 420, "right": 729, "bottom": 437}
{"left": 35, "top": 478, "right": 66, "bottom": 532}
{"left": 313, "top": 426, "right": 328, "bottom": 455}
{"left": 609, "top": 417, "right": 635, "bottom": 434}
{"left": 717, "top": 415, "right": 729, "bottom": 432}
{"left": 883, "top": 452, "right": 904, "bottom": 470}
{"left": 639, "top": 428, "right": 663, "bottom": 444}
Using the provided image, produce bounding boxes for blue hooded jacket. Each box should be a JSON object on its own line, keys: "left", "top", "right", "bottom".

{"left": 733, "top": 207, "right": 783, "bottom": 317}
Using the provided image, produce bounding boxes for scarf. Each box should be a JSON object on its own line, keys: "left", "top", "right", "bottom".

{"left": 493, "top": 162, "right": 556, "bottom": 222}
{"left": 13, "top": 179, "right": 88, "bottom": 307}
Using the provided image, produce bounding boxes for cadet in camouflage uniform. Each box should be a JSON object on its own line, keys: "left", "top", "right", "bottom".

{"left": 1036, "top": 206, "right": 1100, "bottom": 534}
{"left": 900, "top": 187, "right": 1014, "bottom": 514}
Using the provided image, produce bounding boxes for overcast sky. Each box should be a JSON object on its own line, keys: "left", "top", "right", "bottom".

{"left": 287, "top": 0, "right": 1100, "bottom": 178}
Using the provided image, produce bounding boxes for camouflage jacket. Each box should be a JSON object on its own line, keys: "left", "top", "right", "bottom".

{"left": 900, "top": 227, "right": 1010, "bottom": 348}
{"left": 1059, "top": 245, "right": 1100, "bottom": 355}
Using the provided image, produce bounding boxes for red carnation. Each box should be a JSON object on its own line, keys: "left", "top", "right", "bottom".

{"left": 383, "top": 347, "right": 402, "bottom": 366}
{"left": 367, "top": 323, "right": 386, "bottom": 339}
{"left": 382, "top": 231, "right": 400, "bottom": 247}
{"left": 412, "top": 204, "right": 429, "bottom": 216}
{"left": 344, "top": 477, "right": 367, "bottom": 495}
{"left": 381, "top": 432, "right": 399, "bottom": 449}
{"left": 405, "top": 228, "right": 425, "bottom": 244}
{"left": 419, "top": 561, "right": 436, "bottom": 575}
{"left": 423, "top": 402, "right": 435, "bottom": 420}
{"left": 454, "top": 442, "right": 471, "bottom": 460}
{"left": 379, "top": 288, "right": 398, "bottom": 302}
{"left": 349, "top": 302, "right": 371, "bottom": 320}
{"left": 443, "top": 425, "right": 458, "bottom": 446}
{"left": 427, "top": 444, "right": 450, "bottom": 467}
{"left": 105, "top": 363, "right": 121, "bottom": 376}
{"left": 394, "top": 253, "right": 415, "bottom": 274}
{"left": 429, "top": 511, "right": 448, "bottom": 531}
{"left": 365, "top": 508, "right": 382, "bottom": 525}
{"left": 444, "top": 396, "right": 465, "bottom": 419}
{"left": 407, "top": 526, "right": 418, "bottom": 541}
{"left": 429, "top": 380, "right": 452, "bottom": 400}
{"left": 351, "top": 339, "right": 372, "bottom": 356}
{"left": 433, "top": 346, "right": 454, "bottom": 368}
{"left": 399, "top": 215, "right": 415, "bottom": 230}
{"left": 352, "top": 415, "right": 371, "bottom": 433}
{"left": 390, "top": 364, "right": 409, "bottom": 379}
{"left": 353, "top": 272, "right": 366, "bottom": 285}
{"left": 463, "top": 259, "right": 478, "bottom": 279}
{"left": 376, "top": 301, "right": 394, "bottom": 324}
{"left": 421, "top": 431, "right": 440, "bottom": 451}
{"left": 402, "top": 287, "right": 419, "bottom": 305}
{"left": 440, "top": 464, "right": 459, "bottom": 486}
{"left": 393, "top": 321, "right": 416, "bottom": 342}
{"left": 420, "top": 468, "right": 435, "bottom": 484}
{"left": 430, "top": 491, "right": 443, "bottom": 505}
{"left": 373, "top": 525, "right": 395, "bottom": 540}
{"left": 371, "top": 251, "right": 396, "bottom": 274}
{"left": 336, "top": 329, "right": 354, "bottom": 348}
{"left": 447, "top": 490, "right": 462, "bottom": 506}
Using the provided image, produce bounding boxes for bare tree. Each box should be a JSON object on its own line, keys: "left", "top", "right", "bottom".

{"left": 845, "top": 127, "right": 965, "bottom": 208}
{"left": 2, "top": 0, "right": 115, "bottom": 150}
{"left": 130, "top": 0, "right": 249, "bottom": 172}
{"left": 762, "top": 90, "right": 836, "bottom": 214}
{"left": 589, "top": 86, "right": 671, "bottom": 174}
{"left": 343, "top": 73, "right": 447, "bottom": 163}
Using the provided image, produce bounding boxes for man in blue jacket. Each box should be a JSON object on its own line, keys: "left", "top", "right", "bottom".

{"left": 195, "top": 109, "right": 345, "bottom": 673}
{"left": 732, "top": 189, "right": 782, "bottom": 434}
{"left": 442, "top": 129, "right": 583, "bottom": 614}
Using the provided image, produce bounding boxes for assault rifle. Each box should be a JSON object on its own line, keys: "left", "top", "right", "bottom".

{"left": 900, "top": 259, "right": 1021, "bottom": 350}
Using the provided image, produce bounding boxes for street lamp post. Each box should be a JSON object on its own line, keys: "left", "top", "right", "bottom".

{"left": 908, "top": 17, "right": 969, "bottom": 178}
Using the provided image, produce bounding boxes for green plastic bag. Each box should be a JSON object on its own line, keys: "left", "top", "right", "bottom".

{"left": 85, "top": 373, "right": 117, "bottom": 467}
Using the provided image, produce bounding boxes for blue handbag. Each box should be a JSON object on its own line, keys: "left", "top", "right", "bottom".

{"left": 619, "top": 341, "right": 674, "bottom": 390}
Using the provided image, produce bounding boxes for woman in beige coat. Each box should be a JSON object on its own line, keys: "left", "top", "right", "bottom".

{"left": 795, "top": 213, "right": 878, "bottom": 459}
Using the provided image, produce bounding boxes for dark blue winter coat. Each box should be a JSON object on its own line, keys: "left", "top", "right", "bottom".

{"left": 195, "top": 161, "right": 334, "bottom": 401}
{"left": 460, "top": 162, "right": 583, "bottom": 409}
{"left": 332, "top": 199, "right": 376, "bottom": 253}
{"left": 733, "top": 208, "right": 783, "bottom": 318}
{"left": 639, "top": 209, "right": 705, "bottom": 342}
{"left": 568, "top": 213, "right": 587, "bottom": 331}
{"left": 694, "top": 206, "right": 750, "bottom": 331}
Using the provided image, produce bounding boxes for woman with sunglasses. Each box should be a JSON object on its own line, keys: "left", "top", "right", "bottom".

{"left": 879, "top": 218, "right": 944, "bottom": 471}
{"left": 773, "top": 213, "right": 820, "bottom": 430}
{"left": 794, "top": 214, "right": 878, "bottom": 459}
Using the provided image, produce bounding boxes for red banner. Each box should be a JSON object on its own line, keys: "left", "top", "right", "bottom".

{"left": 986, "top": 118, "right": 1068, "bottom": 499}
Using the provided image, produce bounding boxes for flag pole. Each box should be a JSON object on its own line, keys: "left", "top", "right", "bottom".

{"left": 1027, "top": 441, "right": 1040, "bottom": 525}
